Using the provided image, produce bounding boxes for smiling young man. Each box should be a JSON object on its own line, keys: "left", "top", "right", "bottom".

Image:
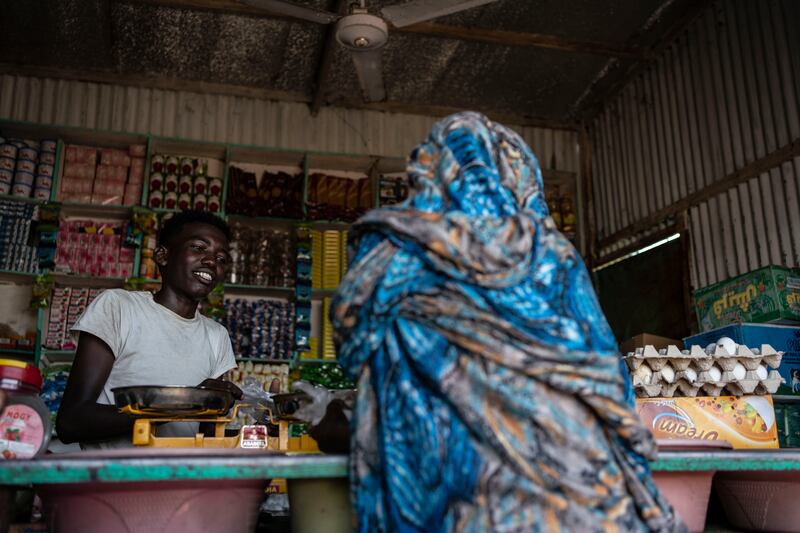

{"left": 56, "top": 210, "right": 241, "bottom": 449}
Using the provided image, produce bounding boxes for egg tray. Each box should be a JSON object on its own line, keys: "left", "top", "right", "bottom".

{"left": 624, "top": 344, "right": 784, "bottom": 398}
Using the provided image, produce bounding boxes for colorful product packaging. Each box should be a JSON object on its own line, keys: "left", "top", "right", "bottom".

{"left": 636, "top": 395, "right": 779, "bottom": 449}
{"left": 693, "top": 265, "right": 800, "bottom": 332}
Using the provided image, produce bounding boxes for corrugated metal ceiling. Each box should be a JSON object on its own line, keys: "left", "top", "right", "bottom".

{"left": 0, "top": 0, "right": 686, "bottom": 122}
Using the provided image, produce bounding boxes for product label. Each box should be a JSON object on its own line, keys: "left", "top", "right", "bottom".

{"left": 240, "top": 425, "right": 268, "bottom": 449}
{"left": 0, "top": 404, "right": 45, "bottom": 459}
{"left": 637, "top": 395, "right": 779, "bottom": 449}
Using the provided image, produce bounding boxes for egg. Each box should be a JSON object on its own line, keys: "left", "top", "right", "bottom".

{"left": 732, "top": 363, "right": 746, "bottom": 381}
{"left": 660, "top": 364, "right": 676, "bottom": 383}
{"left": 634, "top": 365, "right": 653, "bottom": 385}
{"left": 756, "top": 365, "right": 768, "bottom": 380}
{"left": 705, "top": 343, "right": 717, "bottom": 355}
{"left": 716, "top": 336, "right": 738, "bottom": 356}
{"left": 708, "top": 366, "right": 722, "bottom": 382}
{"left": 683, "top": 368, "right": 698, "bottom": 383}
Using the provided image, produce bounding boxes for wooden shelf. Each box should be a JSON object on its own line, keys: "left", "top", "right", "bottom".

{"left": 224, "top": 284, "right": 294, "bottom": 298}
{"left": 0, "top": 269, "right": 39, "bottom": 282}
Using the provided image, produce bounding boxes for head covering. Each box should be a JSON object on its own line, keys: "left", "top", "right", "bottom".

{"left": 332, "top": 112, "right": 683, "bottom": 532}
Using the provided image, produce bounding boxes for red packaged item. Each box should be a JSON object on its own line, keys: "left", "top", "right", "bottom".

{"left": 129, "top": 145, "right": 146, "bottom": 157}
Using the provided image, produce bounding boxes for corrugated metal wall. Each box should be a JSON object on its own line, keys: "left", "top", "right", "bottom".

{"left": 591, "top": 0, "right": 799, "bottom": 289}
{"left": 0, "top": 74, "right": 578, "bottom": 172}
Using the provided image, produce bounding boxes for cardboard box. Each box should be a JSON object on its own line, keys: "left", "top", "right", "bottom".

{"left": 693, "top": 265, "right": 800, "bottom": 332}
{"left": 619, "top": 333, "right": 681, "bottom": 355}
{"left": 685, "top": 323, "right": 800, "bottom": 396}
{"left": 637, "top": 395, "right": 779, "bottom": 449}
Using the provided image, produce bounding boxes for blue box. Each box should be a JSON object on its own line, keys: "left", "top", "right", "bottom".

{"left": 685, "top": 323, "right": 800, "bottom": 395}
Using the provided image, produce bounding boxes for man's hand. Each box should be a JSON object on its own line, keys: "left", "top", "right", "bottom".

{"left": 198, "top": 378, "right": 243, "bottom": 400}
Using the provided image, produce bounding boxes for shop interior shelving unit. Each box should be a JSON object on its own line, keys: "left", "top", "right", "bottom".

{"left": 0, "top": 118, "right": 579, "bottom": 370}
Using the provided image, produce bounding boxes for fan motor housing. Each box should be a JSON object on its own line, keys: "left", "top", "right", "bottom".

{"left": 335, "top": 14, "right": 388, "bottom": 50}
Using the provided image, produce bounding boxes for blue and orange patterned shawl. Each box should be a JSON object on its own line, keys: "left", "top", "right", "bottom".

{"left": 331, "top": 112, "right": 684, "bottom": 532}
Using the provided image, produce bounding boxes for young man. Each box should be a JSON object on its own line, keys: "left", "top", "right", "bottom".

{"left": 56, "top": 210, "right": 241, "bottom": 449}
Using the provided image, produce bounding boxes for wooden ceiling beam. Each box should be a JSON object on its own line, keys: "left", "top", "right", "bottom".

{"left": 126, "top": 0, "right": 644, "bottom": 59}
{"left": 397, "top": 22, "right": 647, "bottom": 59}
{"left": 310, "top": 0, "right": 348, "bottom": 116}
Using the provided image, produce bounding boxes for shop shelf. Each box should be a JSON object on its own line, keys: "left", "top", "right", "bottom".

{"left": 40, "top": 349, "right": 77, "bottom": 364}
{"left": 50, "top": 273, "right": 127, "bottom": 288}
{"left": 235, "top": 357, "right": 292, "bottom": 364}
{"left": 224, "top": 284, "right": 294, "bottom": 297}
{"left": 0, "top": 269, "right": 39, "bottom": 281}
{"left": 0, "top": 193, "right": 44, "bottom": 205}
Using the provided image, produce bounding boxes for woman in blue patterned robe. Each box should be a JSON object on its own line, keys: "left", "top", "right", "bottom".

{"left": 330, "top": 112, "right": 684, "bottom": 532}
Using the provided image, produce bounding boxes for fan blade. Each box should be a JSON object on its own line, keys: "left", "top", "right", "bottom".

{"left": 239, "top": 0, "right": 338, "bottom": 24}
{"left": 350, "top": 49, "right": 386, "bottom": 102}
{"left": 381, "top": 0, "right": 498, "bottom": 28}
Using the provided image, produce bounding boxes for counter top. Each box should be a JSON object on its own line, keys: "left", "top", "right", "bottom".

{"left": 1, "top": 450, "right": 799, "bottom": 486}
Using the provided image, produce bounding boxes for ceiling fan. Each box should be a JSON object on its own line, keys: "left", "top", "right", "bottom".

{"left": 239, "top": 0, "right": 499, "bottom": 102}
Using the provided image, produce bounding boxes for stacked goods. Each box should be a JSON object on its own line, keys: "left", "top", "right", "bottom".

{"left": 0, "top": 199, "right": 40, "bottom": 273}
{"left": 40, "top": 365, "right": 71, "bottom": 425}
{"left": 229, "top": 361, "right": 290, "bottom": 392}
{"left": 54, "top": 220, "right": 135, "bottom": 278}
{"left": 321, "top": 298, "right": 335, "bottom": 359}
{"left": 693, "top": 266, "right": 800, "bottom": 332}
{"left": 624, "top": 341, "right": 783, "bottom": 398}
{"left": 148, "top": 155, "right": 221, "bottom": 212}
{"left": 378, "top": 175, "right": 409, "bottom": 206}
{"left": 45, "top": 287, "right": 104, "bottom": 350}
{"left": 544, "top": 184, "right": 577, "bottom": 238}
{"left": 307, "top": 174, "right": 371, "bottom": 222}
{"left": 227, "top": 223, "right": 295, "bottom": 287}
{"left": 221, "top": 299, "right": 296, "bottom": 360}
{"left": 686, "top": 324, "right": 800, "bottom": 397}
{"left": 627, "top": 338, "right": 783, "bottom": 449}
{"left": 311, "top": 229, "right": 346, "bottom": 289}
{"left": 60, "top": 144, "right": 146, "bottom": 205}
{"left": 225, "top": 166, "right": 302, "bottom": 219}
{"left": 0, "top": 137, "right": 56, "bottom": 200}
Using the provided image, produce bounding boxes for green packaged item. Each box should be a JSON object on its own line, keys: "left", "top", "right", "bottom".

{"left": 693, "top": 266, "right": 800, "bottom": 332}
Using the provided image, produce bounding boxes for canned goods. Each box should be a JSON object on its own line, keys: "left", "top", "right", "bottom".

{"left": 33, "top": 187, "right": 51, "bottom": 201}
{"left": 149, "top": 172, "right": 163, "bottom": 191}
{"left": 0, "top": 170, "right": 13, "bottom": 185}
{"left": 15, "top": 159, "right": 36, "bottom": 174}
{"left": 208, "top": 195, "right": 221, "bottom": 213}
{"left": 13, "top": 171, "right": 34, "bottom": 187}
{"left": 0, "top": 158, "right": 15, "bottom": 171}
{"left": 165, "top": 191, "right": 177, "bottom": 210}
{"left": 8, "top": 140, "right": 26, "bottom": 149}
{"left": 36, "top": 164, "right": 54, "bottom": 177}
{"left": 0, "top": 182, "right": 10, "bottom": 195}
{"left": 0, "top": 144, "right": 17, "bottom": 158}
{"left": 151, "top": 155, "right": 164, "bottom": 173}
{"left": 180, "top": 157, "right": 194, "bottom": 175}
{"left": 148, "top": 190, "right": 163, "bottom": 209}
{"left": 18, "top": 147, "right": 38, "bottom": 161}
{"left": 193, "top": 194, "right": 207, "bottom": 211}
{"left": 165, "top": 174, "right": 179, "bottom": 192}
{"left": 35, "top": 176, "right": 53, "bottom": 189}
{"left": 12, "top": 183, "right": 32, "bottom": 197}
{"left": 39, "top": 152, "right": 56, "bottom": 165}
{"left": 165, "top": 156, "right": 179, "bottom": 174}
{"left": 193, "top": 176, "right": 207, "bottom": 195}
{"left": 40, "top": 140, "right": 57, "bottom": 153}
{"left": 178, "top": 175, "right": 193, "bottom": 194}
{"left": 178, "top": 193, "right": 191, "bottom": 211}
{"left": 208, "top": 178, "right": 222, "bottom": 196}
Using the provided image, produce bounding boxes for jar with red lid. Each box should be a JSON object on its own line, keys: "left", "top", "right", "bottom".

{"left": 0, "top": 359, "right": 51, "bottom": 459}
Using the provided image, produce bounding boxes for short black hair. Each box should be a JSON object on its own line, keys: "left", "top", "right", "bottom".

{"left": 158, "top": 210, "right": 232, "bottom": 248}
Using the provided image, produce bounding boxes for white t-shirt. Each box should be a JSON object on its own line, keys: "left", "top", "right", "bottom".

{"left": 71, "top": 289, "right": 236, "bottom": 449}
